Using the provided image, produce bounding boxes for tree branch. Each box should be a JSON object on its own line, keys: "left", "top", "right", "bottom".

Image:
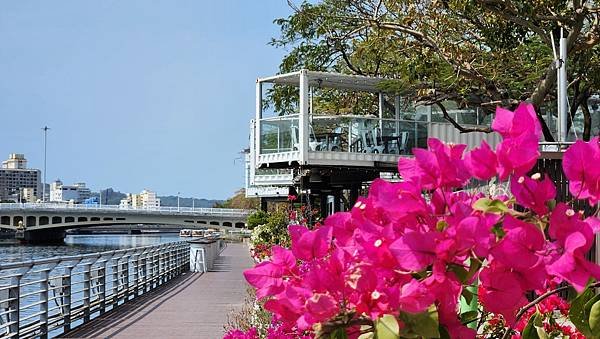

{"left": 435, "top": 102, "right": 493, "bottom": 133}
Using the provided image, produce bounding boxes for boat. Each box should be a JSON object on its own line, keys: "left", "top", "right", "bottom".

{"left": 179, "top": 229, "right": 192, "bottom": 237}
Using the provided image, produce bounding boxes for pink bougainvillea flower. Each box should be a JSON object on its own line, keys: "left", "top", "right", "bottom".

{"left": 464, "top": 140, "right": 498, "bottom": 180}
{"left": 549, "top": 203, "right": 594, "bottom": 252}
{"left": 547, "top": 232, "right": 600, "bottom": 292}
{"left": 491, "top": 102, "right": 542, "bottom": 180}
{"left": 491, "top": 216, "right": 544, "bottom": 270}
{"left": 510, "top": 174, "right": 556, "bottom": 215}
{"left": 495, "top": 132, "right": 540, "bottom": 180}
{"left": 244, "top": 261, "right": 286, "bottom": 299}
{"left": 492, "top": 102, "right": 542, "bottom": 140}
{"left": 289, "top": 224, "right": 332, "bottom": 261}
{"left": 394, "top": 279, "right": 433, "bottom": 314}
{"left": 478, "top": 262, "right": 528, "bottom": 324}
{"left": 325, "top": 211, "right": 353, "bottom": 245}
{"left": 398, "top": 138, "right": 469, "bottom": 190}
{"left": 389, "top": 230, "right": 439, "bottom": 271}
{"left": 305, "top": 293, "right": 339, "bottom": 323}
{"left": 367, "top": 179, "right": 428, "bottom": 223}
{"left": 563, "top": 137, "right": 600, "bottom": 205}
{"left": 224, "top": 327, "right": 258, "bottom": 339}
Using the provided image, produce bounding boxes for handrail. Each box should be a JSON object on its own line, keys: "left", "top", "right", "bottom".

{"left": 0, "top": 241, "right": 190, "bottom": 338}
{"left": 0, "top": 203, "right": 253, "bottom": 218}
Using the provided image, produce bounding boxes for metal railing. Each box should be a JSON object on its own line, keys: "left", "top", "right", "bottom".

{"left": 0, "top": 203, "right": 252, "bottom": 218}
{"left": 0, "top": 241, "right": 190, "bottom": 338}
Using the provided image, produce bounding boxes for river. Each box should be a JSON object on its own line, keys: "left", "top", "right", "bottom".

{"left": 0, "top": 233, "right": 182, "bottom": 264}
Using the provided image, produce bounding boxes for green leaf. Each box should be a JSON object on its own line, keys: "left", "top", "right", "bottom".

{"left": 589, "top": 300, "right": 600, "bottom": 335}
{"left": 331, "top": 327, "right": 349, "bottom": 339}
{"left": 438, "top": 325, "right": 451, "bottom": 339}
{"left": 357, "top": 325, "right": 374, "bottom": 339}
{"left": 398, "top": 306, "right": 440, "bottom": 338}
{"left": 473, "top": 198, "right": 509, "bottom": 214}
{"left": 375, "top": 314, "right": 400, "bottom": 339}
{"left": 569, "top": 287, "right": 596, "bottom": 337}
{"left": 460, "top": 310, "right": 478, "bottom": 324}
{"left": 585, "top": 293, "right": 600, "bottom": 317}
{"left": 521, "top": 312, "right": 540, "bottom": 339}
{"left": 448, "top": 264, "right": 468, "bottom": 283}
{"left": 461, "top": 288, "right": 474, "bottom": 307}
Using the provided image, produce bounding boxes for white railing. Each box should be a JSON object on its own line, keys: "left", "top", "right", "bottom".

{"left": 0, "top": 203, "right": 253, "bottom": 218}
{"left": 0, "top": 241, "right": 189, "bottom": 338}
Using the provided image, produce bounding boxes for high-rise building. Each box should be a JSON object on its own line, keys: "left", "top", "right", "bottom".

{"left": 0, "top": 154, "right": 41, "bottom": 202}
{"left": 2, "top": 153, "right": 27, "bottom": 169}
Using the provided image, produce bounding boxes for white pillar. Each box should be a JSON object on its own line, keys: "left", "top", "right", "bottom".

{"left": 558, "top": 33, "right": 568, "bottom": 142}
{"left": 378, "top": 92, "right": 384, "bottom": 132}
{"left": 299, "top": 70, "right": 309, "bottom": 164}
{"left": 395, "top": 95, "right": 401, "bottom": 135}
{"left": 255, "top": 80, "right": 263, "bottom": 162}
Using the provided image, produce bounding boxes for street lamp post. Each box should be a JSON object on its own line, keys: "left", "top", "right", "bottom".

{"left": 177, "top": 192, "right": 181, "bottom": 212}
{"left": 41, "top": 126, "right": 50, "bottom": 202}
{"left": 192, "top": 198, "right": 195, "bottom": 211}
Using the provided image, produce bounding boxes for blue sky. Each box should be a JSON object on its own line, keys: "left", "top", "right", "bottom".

{"left": 0, "top": 1, "right": 291, "bottom": 200}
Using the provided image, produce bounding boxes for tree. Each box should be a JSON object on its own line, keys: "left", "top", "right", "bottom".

{"left": 215, "top": 189, "right": 260, "bottom": 210}
{"left": 271, "top": 0, "right": 600, "bottom": 140}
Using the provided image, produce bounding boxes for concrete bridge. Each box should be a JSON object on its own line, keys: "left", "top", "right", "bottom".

{"left": 0, "top": 203, "right": 253, "bottom": 242}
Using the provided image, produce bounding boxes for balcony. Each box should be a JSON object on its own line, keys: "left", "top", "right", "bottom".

{"left": 252, "top": 70, "right": 499, "bottom": 170}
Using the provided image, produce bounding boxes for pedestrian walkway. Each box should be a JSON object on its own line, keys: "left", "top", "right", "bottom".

{"left": 60, "top": 242, "right": 253, "bottom": 339}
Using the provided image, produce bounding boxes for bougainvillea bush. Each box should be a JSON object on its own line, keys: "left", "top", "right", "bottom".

{"left": 232, "top": 103, "right": 600, "bottom": 338}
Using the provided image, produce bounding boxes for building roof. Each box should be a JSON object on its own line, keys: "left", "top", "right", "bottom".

{"left": 257, "top": 70, "right": 390, "bottom": 93}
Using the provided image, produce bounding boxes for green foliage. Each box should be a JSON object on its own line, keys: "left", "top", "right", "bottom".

{"left": 569, "top": 286, "right": 600, "bottom": 338}
{"left": 250, "top": 207, "right": 291, "bottom": 248}
{"left": 522, "top": 312, "right": 543, "bottom": 339}
{"left": 590, "top": 300, "right": 600, "bottom": 336}
{"left": 398, "top": 306, "right": 440, "bottom": 338}
{"left": 473, "top": 198, "right": 509, "bottom": 214}
{"left": 247, "top": 210, "right": 269, "bottom": 230}
{"left": 375, "top": 314, "right": 400, "bottom": 339}
{"left": 270, "top": 0, "right": 600, "bottom": 138}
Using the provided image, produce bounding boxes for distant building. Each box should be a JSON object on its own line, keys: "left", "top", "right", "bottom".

{"left": 120, "top": 189, "right": 160, "bottom": 209}
{"left": 50, "top": 179, "right": 92, "bottom": 204}
{"left": 0, "top": 154, "right": 41, "bottom": 202}
{"left": 2, "top": 153, "right": 27, "bottom": 169}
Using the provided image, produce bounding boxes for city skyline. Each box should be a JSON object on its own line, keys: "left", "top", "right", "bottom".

{"left": 0, "top": 1, "right": 291, "bottom": 199}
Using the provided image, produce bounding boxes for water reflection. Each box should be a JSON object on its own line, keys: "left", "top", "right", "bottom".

{"left": 0, "top": 233, "right": 181, "bottom": 264}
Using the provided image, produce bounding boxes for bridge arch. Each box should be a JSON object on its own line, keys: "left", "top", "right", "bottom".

{"left": 26, "top": 216, "right": 36, "bottom": 227}
{"left": 13, "top": 216, "right": 23, "bottom": 226}
{"left": 39, "top": 216, "right": 49, "bottom": 225}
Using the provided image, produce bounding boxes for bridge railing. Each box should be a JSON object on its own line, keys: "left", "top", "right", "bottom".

{"left": 0, "top": 203, "right": 253, "bottom": 217}
{"left": 0, "top": 241, "right": 190, "bottom": 338}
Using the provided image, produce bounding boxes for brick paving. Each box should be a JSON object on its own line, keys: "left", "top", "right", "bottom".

{"left": 59, "top": 242, "right": 253, "bottom": 339}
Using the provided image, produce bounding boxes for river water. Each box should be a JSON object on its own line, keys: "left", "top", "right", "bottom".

{"left": 0, "top": 233, "right": 182, "bottom": 264}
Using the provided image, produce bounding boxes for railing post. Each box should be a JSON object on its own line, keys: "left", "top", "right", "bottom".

{"left": 121, "top": 261, "right": 129, "bottom": 300}
{"left": 158, "top": 248, "right": 164, "bottom": 285}
{"left": 111, "top": 258, "right": 120, "bottom": 307}
{"left": 151, "top": 250, "right": 159, "bottom": 289}
{"left": 140, "top": 254, "right": 148, "bottom": 294}
{"left": 98, "top": 264, "right": 106, "bottom": 315}
{"left": 8, "top": 275, "right": 21, "bottom": 337}
{"left": 83, "top": 263, "right": 91, "bottom": 322}
{"left": 132, "top": 253, "right": 140, "bottom": 298}
{"left": 39, "top": 270, "right": 49, "bottom": 339}
{"left": 62, "top": 267, "right": 72, "bottom": 333}
{"left": 168, "top": 245, "right": 175, "bottom": 280}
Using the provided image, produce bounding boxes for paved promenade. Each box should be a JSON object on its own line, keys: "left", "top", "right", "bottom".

{"left": 60, "top": 242, "right": 253, "bottom": 339}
